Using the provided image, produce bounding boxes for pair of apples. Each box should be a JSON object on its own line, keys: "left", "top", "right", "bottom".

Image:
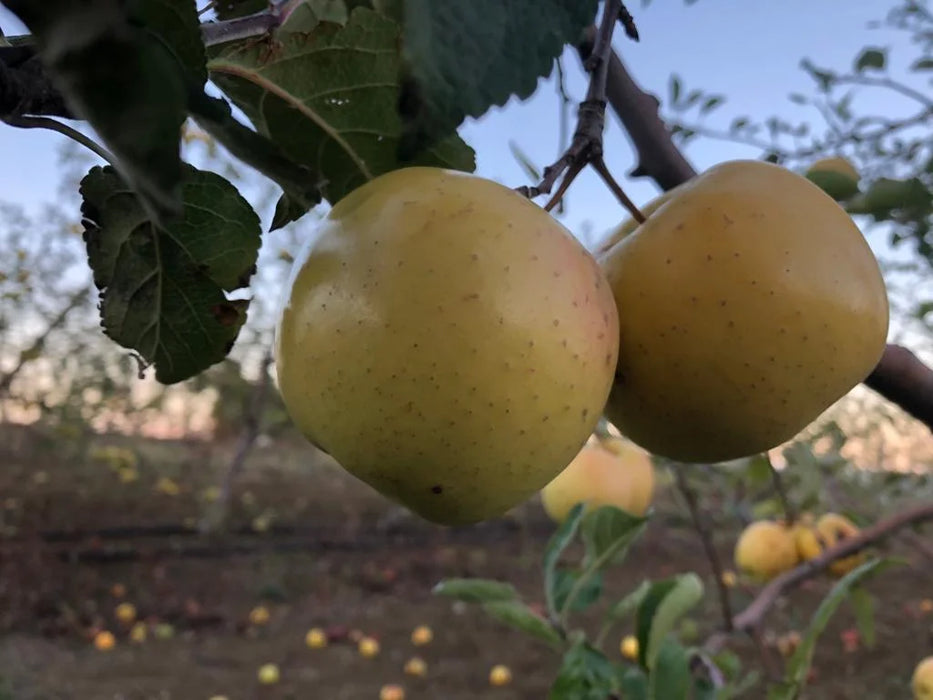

{"left": 273, "top": 160, "right": 889, "bottom": 525}
{"left": 734, "top": 512, "right": 864, "bottom": 582}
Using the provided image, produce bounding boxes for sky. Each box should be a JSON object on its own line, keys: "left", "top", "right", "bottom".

{"left": 0, "top": 0, "right": 917, "bottom": 243}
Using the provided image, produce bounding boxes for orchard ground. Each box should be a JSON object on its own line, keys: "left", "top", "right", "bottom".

{"left": 0, "top": 422, "right": 930, "bottom": 700}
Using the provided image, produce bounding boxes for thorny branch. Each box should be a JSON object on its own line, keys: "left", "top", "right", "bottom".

{"left": 515, "top": 1, "right": 644, "bottom": 221}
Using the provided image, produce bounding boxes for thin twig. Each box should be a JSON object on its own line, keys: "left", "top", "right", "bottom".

{"left": 763, "top": 452, "right": 796, "bottom": 525}
{"left": 199, "top": 350, "right": 274, "bottom": 535}
{"left": 2, "top": 115, "right": 115, "bottom": 165}
{"left": 516, "top": 1, "right": 641, "bottom": 216}
{"left": 592, "top": 157, "right": 645, "bottom": 223}
{"left": 671, "top": 462, "right": 735, "bottom": 632}
{"left": 730, "top": 501, "right": 933, "bottom": 633}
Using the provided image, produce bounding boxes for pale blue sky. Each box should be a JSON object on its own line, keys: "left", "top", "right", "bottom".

{"left": 0, "top": 1, "right": 913, "bottom": 242}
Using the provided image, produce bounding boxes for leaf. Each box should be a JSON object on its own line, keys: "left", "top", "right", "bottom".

{"left": 552, "top": 568, "right": 603, "bottom": 613}
{"left": 432, "top": 578, "right": 519, "bottom": 604}
{"left": 700, "top": 95, "right": 724, "bottom": 114}
{"left": 608, "top": 580, "right": 651, "bottom": 622}
{"left": 618, "top": 667, "right": 649, "bottom": 699}
{"left": 80, "top": 164, "right": 261, "bottom": 384}
{"left": 509, "top": 140, "right": 542, "bottom": 183}
{"left": 848, "top": 586, "right": 876, "bottom": 649}
{"left": 397, "top": 0, "right": 600, "bottom": 156}
{"left": 854, "top": 47, "right": 886, "bottom": 72}
{"left": 772, "top": 558, "right": 893, "bottom": 700}
{"left": 187, "top": 91, "right": 323, "bottom": 226}
{"left": 635, "top": 573, "right": 704, "bottom": 669}
{"left": 800, "top": 58, "right": 836, "bottom": 92}
{"left": 911, "top": 58, "right": 933, "bottom": 71}
{"left": 669, "top": 74, "right": 682, "bottom": 104}
{"left": 5, "top": 0, "right": 204, "bottom": 222}
{"left": 647, "top": 638, "right": 691, "bottom": 700}
{"left": 544, "top": 503, "right": 585, "bottom": 619}
{"left": 580, "top": 505, "right": 647, "bottom": 567}
{"left": 482, "top": 600, "right": 563, "bottom": 649}
{"left": 208, "top": 6, "right": 475, "bottom": 217}
{"left": 549, "top": 640, "right": 619, "bottom": 700}
{"left": 278, "top": 0, "right": 350, "bottom": 32}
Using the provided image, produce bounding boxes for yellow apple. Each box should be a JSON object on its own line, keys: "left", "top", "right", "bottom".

{"left": 275, "top": 166, "right": 619, "bottom": 525}
{"left": 489, "top": 664, "right": 512, "bottom": 686}
{"left": 734, "top": 520, "right": 799, "bottom": 581}
{"left": 915, "top": 656, "right": 933, "bottom": 700}
{"left": 599, "top": 160, "right": 889, "bottom": 463}
{"left": 540, "top": 432, "right": 655, "bottom": 523}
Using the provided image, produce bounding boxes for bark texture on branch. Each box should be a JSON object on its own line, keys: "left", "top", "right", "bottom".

{"left": 577, "top": 33, "right": 933, "bottom": 432}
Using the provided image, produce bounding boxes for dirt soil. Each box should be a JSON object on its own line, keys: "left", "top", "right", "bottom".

{"left": 0, "top": 423, "right": 931, "bottom": 700}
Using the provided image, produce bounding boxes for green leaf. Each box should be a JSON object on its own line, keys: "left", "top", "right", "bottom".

{"left": 581, "top": 505, "right": 647, "bottom": 567}
{"left": 669, "top": 74, "right": 682, "bottom": 104}
{"left": 397, "top": 0, "right": 599, "bottom": 156}
{"left": 647, "top": 638, "right": 691, "bottom": 700}
{"left": 700, "top": 95, "right": 724, "bottom": 114}
{"left": 278, "top": 0, "right": 350, "bottom": 32}
{"left": 805, "top": 170, "right": 861, "bottom": 202}
{"left": 773, "top": 558, "right": 893, "bottom": 700}
{"left": 482, "top": 600, "right": 563, "bottom": 649}
{"left": 635, "top": 573, "right": 704, "bottom": 669}
{"left": 911, "top": 58, "right": 933, "bottom": 71}
{"left": 854, "top": 47, "right": 886, "bottom": 72}
{"left": 552, "top": 568, "right": 603, "bottom": 613}
{"left": 432, "top": 578, "right": 519, "bottom": 604}
{"left": 549, "top": 640, "right": 619, "bottom": 700}
{"left": 544, "top": 503, "right": 585, "bottom": 619}
{"left": 187, "top": 91, "right": 323, "bottom": 226}
{"left": 80, "top": 164, "right": 261, "bottom": 384}
{"left": 509, "top": 140, "right": 542, "bottom": 183}
{"left": 6, "top": 0, "right": 204, "bottom": 222}
{"left": 618, "top": 667, "right": 649, "bottom": 699}
{"left": 847, "top": 177, "right": 933, "bottom": 217}
{"left": 208, "top": 6, "right": 475, "bottom": 217}
{"left": 608, "top": 580, "right": 651, "bottom": 622}
{"left": 848, "top": 586, "right": 876, "bottom": 649}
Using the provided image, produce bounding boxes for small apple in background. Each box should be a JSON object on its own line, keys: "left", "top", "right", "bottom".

{"left": 620, "top": 635, "right": 639, "bottom": 661}
{"left": 540, "top": 430, "right": 656, "bottom": 523}
{"left": 489, "top": 664, "right": 512, "bottom": 686}
{"left": 154, "top": 477, "right": 181, "bottom": 496}
{"left": 115, "top": 602, "right": 137, "bottom": 626}
{"left": 93, "top": 630, "right": 116, "bottom": 651}
{"left": 305, "top": 627, "right": 328, "bottom": 649}
{"left": 129, "top": 622, "right": 147, "bottom": 644}
{"left": 153, "top": 622, "right": 175, "bottom": 640}
{"left": 720, "top": 570, "right": 737, "bottom": 588}
{"left": 403, "top": 657, "right": 428, "bottom": 677}
{"left": 380, "top": 684, "right": 406, "bottom": 700}
{"left": 914, "top": 656, "right": 933, "bottom": 700}
{"left": 248, "top": 605, "right": 271, "bottom": 626}
{"left": 410, "top": 625, "right": 433, "bottom": 646}
{"left": 358, "top": 636, "right": 380, "bottom": 658}
{"left": 734, "top": 520, "right": 799, "bottom": 581}
{"left": 257, "top": 663, "right": 280, "bottom": 685}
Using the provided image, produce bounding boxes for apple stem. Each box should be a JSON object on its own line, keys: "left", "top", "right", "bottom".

{"left": 514, "top": 1, "right": 643, "bottom": 218}
{"left": 763, "top": 452, "right": 797, "bottom": 526}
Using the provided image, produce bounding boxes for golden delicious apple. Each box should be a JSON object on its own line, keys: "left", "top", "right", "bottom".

{"left": 599, "top": 160, "right": 889, "bottom": 463}
{"left": 275, "top": 167, "right": 619, "bottom": 524}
